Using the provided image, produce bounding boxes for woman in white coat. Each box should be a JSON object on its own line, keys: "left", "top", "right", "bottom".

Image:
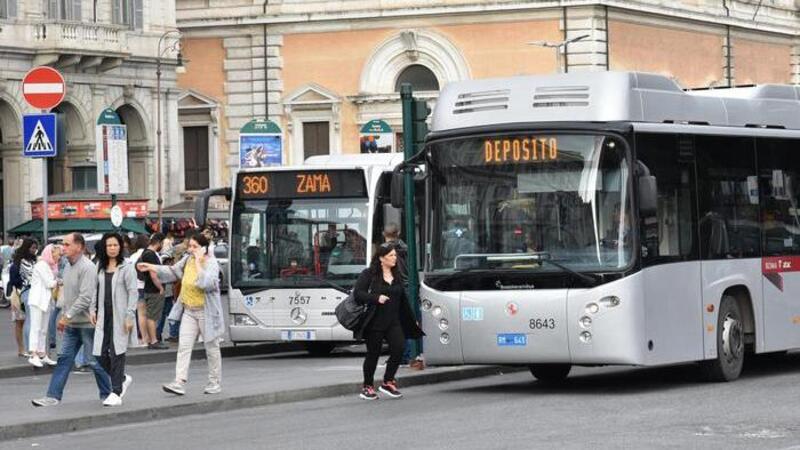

{"left": 28, "top": 244, "right": 61, "bottom": 368}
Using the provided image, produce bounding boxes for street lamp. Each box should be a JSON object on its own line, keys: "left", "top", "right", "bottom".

{"left": 156, "top": 30, "right": 185, "bottom": 233}
{"left": 527, "top": 34, "right": 589, "bottom": 73}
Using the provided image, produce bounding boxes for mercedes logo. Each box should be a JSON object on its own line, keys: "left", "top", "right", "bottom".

{"left": 290, "top": 307, "right": 307, "bottom": 325}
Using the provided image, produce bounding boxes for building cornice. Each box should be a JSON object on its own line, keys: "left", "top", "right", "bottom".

{"left": 177, "top": 1, "right": 800, "bottom": 37}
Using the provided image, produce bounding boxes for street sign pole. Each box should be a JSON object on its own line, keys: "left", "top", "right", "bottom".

{"left": 40, "top": 108, "right": 50, "bottom": 243}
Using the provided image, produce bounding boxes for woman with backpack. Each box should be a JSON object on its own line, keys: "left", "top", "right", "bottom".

{"left": 352, "top": 242, "right": 423, "bottom": 400}
{"left": 9, "top": 238, "right": 38, "bottom": 357}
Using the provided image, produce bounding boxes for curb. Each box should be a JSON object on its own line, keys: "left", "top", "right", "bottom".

{"left": 0, "top": 342, "right": 305, "bottom": 380}
{"left": 0, "top": 365, "right": 524, "bottom": 441}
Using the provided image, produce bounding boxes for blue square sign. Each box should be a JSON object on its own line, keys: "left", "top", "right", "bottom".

{"left": 23, "top": 113, "right": 57, "bottom": 158}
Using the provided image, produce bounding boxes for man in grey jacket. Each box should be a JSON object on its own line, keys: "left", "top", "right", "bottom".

{"left": 32, "top": 233, "right": 111, "bottom": 407}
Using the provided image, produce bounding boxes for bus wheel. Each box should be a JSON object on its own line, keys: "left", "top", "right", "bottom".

{"left": 702, "top": 296, "right": 744, "bottom": 382}
{"left": 529, "top": 364, "right": 571, "bottom": 383}
{"left": 305, "top": 342, "right": 336, "bottom": 356}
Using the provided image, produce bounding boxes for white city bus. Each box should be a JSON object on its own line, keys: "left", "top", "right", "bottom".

{"left": 222, "top": 153, "right": 409, "bottom": 355}
{"left": 414, "top": 71, "right": 800, "bottom": 381}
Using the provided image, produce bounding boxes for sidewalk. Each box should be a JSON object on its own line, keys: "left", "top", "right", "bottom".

{"left": 0, "top": 307, "right": 301, "bottom": 379}
{"left": 0, "top": 348, "right": 518, "bottom": 441}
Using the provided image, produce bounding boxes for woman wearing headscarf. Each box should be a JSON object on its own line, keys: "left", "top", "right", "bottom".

{"left": 92, "top": 233, "right": 138, "bottom": 407}
{"left": 352, "top": 242, "right": 423, "bottom": 400}
{"left": 27, "top": 243, "right": 61, "bottom": 367}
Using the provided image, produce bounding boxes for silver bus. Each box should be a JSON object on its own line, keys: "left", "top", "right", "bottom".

{"left": 225, "top": 153, "right": 408, "bottom": 355}
{"left": 415, "top": 71, "right": 800, "bottom": 382}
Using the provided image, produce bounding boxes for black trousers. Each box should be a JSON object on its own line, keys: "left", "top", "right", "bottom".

{"left": 99, "top": 338, "right": 126, "bottom": 395}
{"left": 363, "top": 322, "right": 405, "bottom": 386}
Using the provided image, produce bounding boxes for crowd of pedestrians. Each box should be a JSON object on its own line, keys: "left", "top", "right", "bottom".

{"left": 0, "top": 227, "right": 223, "bottom": 408}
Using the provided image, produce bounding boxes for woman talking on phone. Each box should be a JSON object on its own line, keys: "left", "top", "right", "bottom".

{"left": 136, "top": 232, "right": 224, "bottom": 395}
{"left": 353, "top": 242, "right": 423, "bottom": 400}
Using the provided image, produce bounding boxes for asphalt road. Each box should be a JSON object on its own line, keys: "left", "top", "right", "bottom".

{"left": 6, "top": 353, "right": 800, "bottom": 449}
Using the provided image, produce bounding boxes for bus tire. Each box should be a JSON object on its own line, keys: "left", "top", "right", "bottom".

{"left": 702, "top": 295, "right": 744, "bottom": 382}
{"left": 528, "top": 364, "right": 571, "bottom": 383}
{"left": 305, "top": 342, "right": 336, "bottom": 356}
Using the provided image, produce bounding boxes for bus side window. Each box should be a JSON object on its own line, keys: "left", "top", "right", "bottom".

{"left": 757, "top": 138, "right": 800, "bottom": 257}
{"left": 635, "top": 133, "right": 698, "bottom": 265}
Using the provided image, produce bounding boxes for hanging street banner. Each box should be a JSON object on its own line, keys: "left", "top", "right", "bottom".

{"left": 23, "top": 113, "right": 58, "bottom": 158}
{"left": 22, "top": 66, "right": 66, "bottom": 110}
{"left": 239, "top": 119, "right": 282, "bottom": 168}
{"left": 95, "top": 108, "right": 129, "bottom": 194}
{"left": 359, "top": 119, "right": 393, "bottom": 154}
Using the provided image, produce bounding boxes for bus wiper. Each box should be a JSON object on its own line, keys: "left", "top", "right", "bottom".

{"left": 529, "top": 253, "right": 598, "bottom": 286}
{"left": 289, "top": 273, "right": 350, "bottom": 294}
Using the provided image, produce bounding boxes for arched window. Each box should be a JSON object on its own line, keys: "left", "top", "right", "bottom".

{"left": 394, "top": 64, "right": 440, "bottom": 92}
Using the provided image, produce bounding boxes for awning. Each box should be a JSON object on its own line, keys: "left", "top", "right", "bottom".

{"left": 8, "top": 218, "right": 147, "bottom": 235}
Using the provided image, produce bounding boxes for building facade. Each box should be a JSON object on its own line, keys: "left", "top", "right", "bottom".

{"left": 0, "top": 0, "right": 184, "bottom": 235}
{"left": 175, "top": 0, "right": 800, "bottom": 188}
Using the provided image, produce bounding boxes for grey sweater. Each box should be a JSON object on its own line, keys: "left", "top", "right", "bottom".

{"left": 61, "top": 255, "right": 98, "bottom": 328}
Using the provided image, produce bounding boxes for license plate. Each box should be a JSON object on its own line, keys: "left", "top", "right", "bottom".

{"left": 280, "top": 330, "right": 316, "bottom": 341}
{"left": 497, "top": 333, "right": 527, "bottom": 346}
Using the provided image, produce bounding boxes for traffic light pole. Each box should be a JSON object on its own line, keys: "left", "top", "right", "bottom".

{"left": 400, "top": 84, "right": 420, "bottom": 358}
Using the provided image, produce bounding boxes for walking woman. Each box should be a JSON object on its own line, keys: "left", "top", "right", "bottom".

{"left": 353, "top": 242, "right": 423, "bottom": 400}
{"left": 27, "top": 244, "right": 61, "bottom": 367}
{"left": 9, "top": 238, "right": 38, "bottom": 357}
{"left": 92, "top": 233, "right": 138, "bottom": 407}
{"left": 137, "top": 232, "right": 224, "bottom": 395}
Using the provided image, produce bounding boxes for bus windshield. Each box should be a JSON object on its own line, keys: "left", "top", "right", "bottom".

{"left": 231, "top": 197, "right": 369, "bottom": 289}
{"left": 429, "top": 133, "right": 632, "bottom": 274}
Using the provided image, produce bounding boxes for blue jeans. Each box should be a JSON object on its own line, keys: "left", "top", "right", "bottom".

{"left": 48, "top": 306, "right": 60, "bottom": 350}
{"left": 46, "top": 326, "right": 111, "bottom": 401}
{"left": 156, "top": 296, "right": 179, "bottom": 341}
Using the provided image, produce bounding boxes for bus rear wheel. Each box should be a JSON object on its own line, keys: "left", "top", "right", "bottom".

{"left": 702, "top": 295, "right": 744, "bottom": 382}
{"left": 305, "top": 342, "right": 336, "bottom": 356}
{"left": 529, "top": 364, "right": 571, "bottom": 383}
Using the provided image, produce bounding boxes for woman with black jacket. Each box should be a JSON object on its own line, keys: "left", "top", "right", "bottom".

{"left": 353, "top": 242, "right": 423, "bottom": 400}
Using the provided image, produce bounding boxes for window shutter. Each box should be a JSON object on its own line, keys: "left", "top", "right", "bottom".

{"left": 72, "top": 0, "right": 81, "bottom": 21}
{"left": 112, "top": 0, "right": 121, "bottom": 24}
{"left": 8, "top": 0, "right": 17, "bottom": 18}
{"left": 133, "top": 0, "right": 143, "bottom": 30}
{"left": 0, "top": 1, "right": 8, "bottom": 19}
{"left": 47, "top": 0, "right": 58, "bottom": 18}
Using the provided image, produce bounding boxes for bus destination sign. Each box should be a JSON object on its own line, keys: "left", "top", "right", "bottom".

{"left": 484, "top": 136, "right": 558, "bottom": 164}
{"left": 237, "top": 169, "right": 367, "bottom": 200}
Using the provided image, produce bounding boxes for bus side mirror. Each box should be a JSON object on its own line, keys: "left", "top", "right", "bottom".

{"left": 390, "top": 170, "right": 404, "bottom": 208}
{"left": 638, "top": 176, "right": 657, "bottom": 216}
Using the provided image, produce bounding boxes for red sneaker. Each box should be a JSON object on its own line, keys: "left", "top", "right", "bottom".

{"left": 379, "top": 380, "right": 403, "bottom": 399}
{"left": 359, "top": 385, "right": 378, "bottom": 400}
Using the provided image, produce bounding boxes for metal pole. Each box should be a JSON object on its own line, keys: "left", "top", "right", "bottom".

{"left": 156, "top": 55, "right": 163, "bottom": 234}
{"left": 42, "top": 159, "right": 48, "bottom": 243}
{"left": 42, "top": 108, "right": 49, "bottom": 244}
{"left": 111, "top": 193, "right": 118, "bottom": 232}
{"left": 263, "top": 0, "right": 269, "bottom": 121}
{"left": 400, "top": 84, "right": 420, "bottom": 359}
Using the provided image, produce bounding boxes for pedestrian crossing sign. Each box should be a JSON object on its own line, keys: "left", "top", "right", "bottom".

{"left": 23, "top": 113, "right": 57, "bottom": 158}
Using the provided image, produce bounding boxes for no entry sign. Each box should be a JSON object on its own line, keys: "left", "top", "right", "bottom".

{"left": 22, "top": 66, "right": 65, "bottom": 110}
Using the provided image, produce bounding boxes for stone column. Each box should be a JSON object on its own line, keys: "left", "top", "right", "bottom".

{"left": 563, "top": 5, "right": 609, "bottom": 73}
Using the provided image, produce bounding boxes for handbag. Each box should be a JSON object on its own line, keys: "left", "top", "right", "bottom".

{"left": 335, "top": 291, "right": 367, "bottom": 331}
{"left": 9, "top": 287, "right": 21, "bottom": 312}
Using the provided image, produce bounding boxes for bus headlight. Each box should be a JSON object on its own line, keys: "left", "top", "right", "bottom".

{"left": 421, "top": 299, "right": 432, "bottom": 311}
{"left": 585, "top": 303, "right": 600, "bottom": 314}
{"left": 440, "top": 333, "right": 451, "bottom": 344}
{"left": 579, "top": 331, "right": 592, "bottom": 343}
{"left": 579, "top": 316, "right": 592, "bottom": 329}
{"left": 233, "top": 314, "right": 257, "bottom": 326}
{"left": 599, "top": 296, "right": 621, "bottom": 307}
{"left": 439, "top": 318, "right": 449, "bottom": 331}
{"left": 432, "top": 306, "right": 443, "bottom": 317}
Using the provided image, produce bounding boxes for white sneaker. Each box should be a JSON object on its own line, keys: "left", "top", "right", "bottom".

{"left": 103, "top": 393, "right": 122, "bottom": 407}
{"left": 162, "top": 380, "right": 186, "bottom": 396}
{"left": 121, "top": 374, "right": 133, "bottom": 399}
{"left": 42, "top": 355, "right": 57, "bottom": 366}
{"left": 204, "top": 382, "right": 221, "bottom": 395}
{"left": 31, "top": 397, "right": 59, "bottom": 407}
{"left": 28, "top": 355, "right": 43, "bottom": 368}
